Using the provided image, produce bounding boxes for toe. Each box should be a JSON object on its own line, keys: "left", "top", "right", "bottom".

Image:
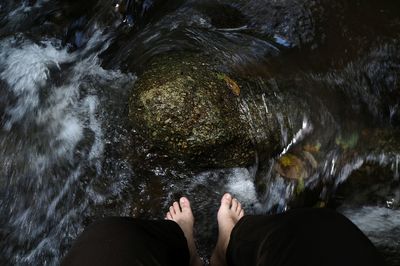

{"left": 173, "top": 201, "right": 181, "bottom": 213}
{"left": 179, "top": 197, "right": 191, "bottom": 212}
{"left": 221, "top": 193, "right": 232, "bottom": 209}
{"left": 236, "top": 202, "right": 242, "bottom": 214}
{"left": 239, "top": 209, "right": 244, "bottom": 218}
{"left": 232, "top": 198, "right": 238, "bottom": 211}
{"left": 169, "top": 206, "right": 175, "bottom": 216}
{"left": 166, "top": 212, "right": 173, "bottom": 220}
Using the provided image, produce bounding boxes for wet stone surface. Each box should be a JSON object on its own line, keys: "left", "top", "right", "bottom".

{"left": 129, "top": 53, "right": 255, "bottom": 168}
{"left": 1, "top": 0, "right": 400, "bottom": 265}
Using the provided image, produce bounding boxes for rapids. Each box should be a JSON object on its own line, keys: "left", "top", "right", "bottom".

{"left": 0, "top": 0, "right": 399, "bottom": 265}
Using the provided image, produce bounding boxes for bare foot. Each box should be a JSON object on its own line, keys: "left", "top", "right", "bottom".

{"left": 166, "top": 197, "right": 203, "bottom": 266}
{"left": 211, "top": 193, "right": 244, "bottom": 266}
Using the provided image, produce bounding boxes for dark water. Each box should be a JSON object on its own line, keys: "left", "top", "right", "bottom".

{"left": 0, "top": 0, "right": 399, "bottom": 265}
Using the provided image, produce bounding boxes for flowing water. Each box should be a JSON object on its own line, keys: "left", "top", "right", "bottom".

{"left": 0, "top": 0, "right": 399, "bottom": 265}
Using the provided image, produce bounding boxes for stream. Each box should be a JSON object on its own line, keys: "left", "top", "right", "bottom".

{"left": 0, "top": 0, "right": 399, "bottom": 265}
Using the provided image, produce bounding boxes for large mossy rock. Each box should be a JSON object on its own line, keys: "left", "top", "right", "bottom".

{"left": 129, "top": 53, "right": 255, "bottom": 168}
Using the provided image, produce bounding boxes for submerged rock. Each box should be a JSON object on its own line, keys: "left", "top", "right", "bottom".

{"left": 333, "top": 162, "right": 399, "bottom": 208}
{"left": 275, "top": 151, "right": 318, "bottom": 181}
{"left": 128, "top": 52, "right": 314, "bottom": 170}
{"left": 129, "top": 53, "right": 255, "bottom": 168}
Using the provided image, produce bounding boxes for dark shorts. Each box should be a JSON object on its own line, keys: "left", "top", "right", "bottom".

{"left": 62, "top": 208, "right": 386, "bottom": 266}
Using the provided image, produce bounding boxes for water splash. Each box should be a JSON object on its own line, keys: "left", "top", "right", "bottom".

{"left": 0, "top": 29, "right": 134, "bottom": 265}
{"left": 341, "top": 206, "right": 400, "bottom": 264}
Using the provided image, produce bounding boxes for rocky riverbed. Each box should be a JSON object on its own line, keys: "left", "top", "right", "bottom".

{"left": 0, "top": 0, "right": 399, "bottom": 265}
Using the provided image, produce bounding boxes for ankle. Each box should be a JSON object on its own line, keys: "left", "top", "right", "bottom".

{"left": 211, "top": 247, "right": 226, "bottom": 266}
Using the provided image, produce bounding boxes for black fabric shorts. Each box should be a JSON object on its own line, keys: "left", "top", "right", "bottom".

{"left": 62, "top": 208, "right": 386, "bottom": 266}
{"left": 61, "top": 218, "right": 190, "bottom": 266}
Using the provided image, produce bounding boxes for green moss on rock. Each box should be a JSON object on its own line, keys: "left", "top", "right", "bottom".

{"left": 129, "top": 53, "right": 255, "bottom": 168}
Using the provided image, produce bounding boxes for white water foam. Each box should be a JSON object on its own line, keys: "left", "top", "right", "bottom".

{"left": 224, "top": 168, "right": 259, "bottom": 206}
{"left": 0, "top": 29, "right": 134, "bottom": 265}
{"left": 0, "top": 39, "right": 72, "bottom": 130}
{"left": 341, "top": 206, "right": 400, "bottom": 249}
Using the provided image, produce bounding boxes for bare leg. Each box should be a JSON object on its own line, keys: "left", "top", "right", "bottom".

{"left": 166, "top": 197, "right": 203, "bottom": 266}
{"left": 211, "top": 193, "right": 244, "bottom": 266}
